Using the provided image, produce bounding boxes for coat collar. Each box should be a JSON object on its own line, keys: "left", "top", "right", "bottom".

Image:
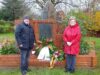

{"left": 23, "top": 22, "right": 31, "bottom": 28}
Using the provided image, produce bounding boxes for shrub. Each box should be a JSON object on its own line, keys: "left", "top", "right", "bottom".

{"left": 85, "top": 11, "right": 100, "bottom": 32}
{"left": 0, "top": 43, "right": 18, "bottom": 55}
{"left": 0, "top": 39, "right": 18, "bottom": 55}
{"left": 0, "top": 20, "right": 14, "bottom": 33}
{"left": 80, "top": 39, "right": 90, "bottom": 55}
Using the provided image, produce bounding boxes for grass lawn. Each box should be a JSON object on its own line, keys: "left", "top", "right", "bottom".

{"left": 0, "top": 33, "right": 100, "bottom": 75}
{"left": 0, "top": 68, "right": 100, "bottom": 75}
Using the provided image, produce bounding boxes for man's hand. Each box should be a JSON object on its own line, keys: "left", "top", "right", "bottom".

{"left": 19, "top": 44, "right": 23, "bottom": 47}
{"left": 34, "top": 43, "right": 36, "bottom": 46}
{"left": 67, "top": 42, "right": 72, "bottom": 46}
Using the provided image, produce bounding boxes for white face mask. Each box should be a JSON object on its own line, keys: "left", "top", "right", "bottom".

{"left": 24, "top": 19, "right": 30, "bottom": 25}
{"left": 69, "top": 20, "right": 76, "bottom": 26}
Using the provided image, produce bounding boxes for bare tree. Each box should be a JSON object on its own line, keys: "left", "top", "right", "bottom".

{"left": 25, "top": 0, "right": 81, "bottom": 9}
{"left": 24, "top": 0, "right": 100, "bottom": 19}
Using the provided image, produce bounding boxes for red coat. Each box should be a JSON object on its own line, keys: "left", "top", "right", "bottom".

{"left": 63, "top": 23, "right": 81, "bottom": 55}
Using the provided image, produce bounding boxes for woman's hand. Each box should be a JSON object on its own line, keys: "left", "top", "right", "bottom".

{"left": 67, "top": 42, "right": 72, "bottom": 46}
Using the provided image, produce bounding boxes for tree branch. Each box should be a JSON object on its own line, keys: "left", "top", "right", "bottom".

{"left": 36, "top": 0, "right": 44, "bottom": 8}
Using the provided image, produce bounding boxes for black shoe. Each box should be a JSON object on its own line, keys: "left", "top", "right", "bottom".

{"left": 27, "top": 68, "right": 31, "bottom": 72}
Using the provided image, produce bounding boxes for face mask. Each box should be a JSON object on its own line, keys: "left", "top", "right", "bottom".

{"left": 69, "top": 20, "right": 76, "bottom": 26}
{"left": 24, "top": 19, "right": 30, "bottom": 25}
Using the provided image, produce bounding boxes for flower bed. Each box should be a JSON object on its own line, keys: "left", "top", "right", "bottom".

{"left": 0, "top": 50, "right": 97, "bottom": 68}
{"left": 0, "top": 39, "right": 18, "bottom": 55}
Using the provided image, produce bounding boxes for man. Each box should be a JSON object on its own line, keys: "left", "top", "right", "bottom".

{"left": 15, "top": 16, "right": 35, "bottom": 75}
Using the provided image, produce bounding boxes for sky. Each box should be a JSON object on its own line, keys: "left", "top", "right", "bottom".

{"left": 0, "top": 0, "right": 3, "bottom": 9}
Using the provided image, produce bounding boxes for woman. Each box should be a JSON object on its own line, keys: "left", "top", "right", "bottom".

{"left": 63, "top": 16, "right": 81, "bottom": 73}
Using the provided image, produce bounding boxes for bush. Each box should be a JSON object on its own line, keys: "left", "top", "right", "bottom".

{"left": 0, "top": 39, "right": 18, "bottom": 55}
{"left": 85, "top": 11, "right": 100, "bottom": 32}
{"left": 80, "top": 39, "right": 90, "bottom": 55}
{"left": 0, "top": 43, "right": 18, "bottom": 55}
{"left": 0, "top": 20, "right": 14, "bottom": 33}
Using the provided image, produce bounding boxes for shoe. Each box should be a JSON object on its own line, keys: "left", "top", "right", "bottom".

{"left": 22, "top": 71, "right": 27, "bottom": 75}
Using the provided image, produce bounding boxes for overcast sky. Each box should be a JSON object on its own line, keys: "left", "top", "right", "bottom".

{"left": 0, "top": 0, "right": 3, "bottom": 8}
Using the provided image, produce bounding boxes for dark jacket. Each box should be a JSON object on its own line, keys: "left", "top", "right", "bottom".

{"left": 15, "top": 22, "right": 35, "bottom": 50}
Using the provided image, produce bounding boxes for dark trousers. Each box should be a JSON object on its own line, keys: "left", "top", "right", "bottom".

{"left": 20, "top": 49, "right": 31, "bottom": 73}
{"left": 65, "top": 54, "right": 76, "bottom": 71}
